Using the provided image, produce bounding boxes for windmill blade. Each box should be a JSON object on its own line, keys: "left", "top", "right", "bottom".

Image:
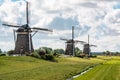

{"left": 66, "top": 42, "right": 73, "bottom": 44}
{"left": 72, "top": 26, "right": 74, "bottom": 41}
{"left": 60, "top": 38, "right": 70, "bottom": 41}
{"left": 31, "top": 31, "right": 38, "bottom": 37}
{"left": 2, "top": 23, "right": 20, "bottom": 28}
{"left": 13, "top": 29, "right": 16, "bottom": 43}
{"left": 26, "top": 1, "right": 29, "bottom": 25}
{"left": 32, "top": 27, "right": 53, "bottom": 32}
{"left": 74, "top": 40, "right": 87, "bottom": 44}
{"left": 90, "top": 44, "right": 97, "bottom": 47}
{"left": 65, "top": 41, "right": 74, "bottom": 44}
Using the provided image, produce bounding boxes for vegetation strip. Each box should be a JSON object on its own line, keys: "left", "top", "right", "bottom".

{"left": 74, "top": 58, "right": 120, "bottom": 80}
{"left": 67, "top": 63, "right": 102, "bottom": 80}
{"left": 0, "top": 56, "right": 114, "bottom": 80}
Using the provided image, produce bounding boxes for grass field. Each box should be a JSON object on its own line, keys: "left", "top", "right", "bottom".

{"left": 0, "top": 56, "right": 109, "bottom": 80}
{"left": 74, "top": 56, "right": 120, "bottom": 80}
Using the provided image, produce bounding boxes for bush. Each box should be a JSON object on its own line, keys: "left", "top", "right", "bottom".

{"left": 38, "top": 50, "right": 46, "bottom": 56}
{"left": 44, "top": 54, "right": 55, "bottom": 61}
{"left": 89, "top": 55, "right": 97, "bottom": 58}
{"left": 53, "top": 53, "right": 60, "bottom": 57}
{"left": 76, "top": 54, "right": 86, "bottom": 58}
{"left": 31, "top": 52, "right": 40, "bottom": 58}
{"left": 31, "top": 50, "right": 56, "bottom": 61}
{"left": 0, "top": 54, "right": 6, "bottom": 56}
{"left": 7, "top": 50, "right": 14, "bottom": 56}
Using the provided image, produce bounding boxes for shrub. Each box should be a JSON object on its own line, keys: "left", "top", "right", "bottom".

{"left": 0, "top": 54, "right": 6, "bottom": 56}
{"left": 38, "top": 50, "right": 46, "bottom": 56}
{"left": 77, "top": 54, "right": 86, "bottom": 58}
{"left": 44, "top": 54, "right": 55, "bottom": 61}
{"left": 53, "top": 53, "right": 60, "bottom": 57}
{"left": 31, "top": 50, "right": 56, "bottom": 61}
{"left": 89, "top": 55, "right": 97, "bottom": 58}
{"left": 7, "top": 50, "right": 14, "bottom": 56}
{"left": 31, "top": 52, "right": 40, "bottom": 58}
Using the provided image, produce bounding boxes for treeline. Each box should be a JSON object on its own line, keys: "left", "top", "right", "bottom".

{"left": 30, "top": 47, "right": 83, "bottom": 61}
{"left": 0, "top": 47, "right": 82, "bottom": 56}
{"left": 1, "top": 48, "right": 120, "bottom": 57}
{"left": 31, "top": 47, "right": 82, "bottom": 57}
{"left": 0, "top": 49, "right": 6, "bottom": 56}
{"left": 103, "top": 50, "right": 120, "bottom": 56}
{"left": 0, "top": 49, "right": 2, "bottom": 53}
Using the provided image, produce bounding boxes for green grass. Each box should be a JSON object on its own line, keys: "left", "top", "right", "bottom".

{"left": 0, "top": 56, "right": 107, "bottom": 80}
{"left": 74, "top": 56, "right": 120, "bottom": 80}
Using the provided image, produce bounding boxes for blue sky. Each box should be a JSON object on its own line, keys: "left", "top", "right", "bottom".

{"left": 0, "top": 0, "right": 120, "bottom": 52}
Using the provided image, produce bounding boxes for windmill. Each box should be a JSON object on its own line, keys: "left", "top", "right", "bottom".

{"left": 2, "top": 1, "right": 52, "bottom": 56}
{"left": 60, "top": 26, "right": 85, "bottom": 56}
{"left": 83, "top": 35, "right": 97, "bottom": 56}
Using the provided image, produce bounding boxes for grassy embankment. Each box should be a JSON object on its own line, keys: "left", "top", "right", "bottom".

{"left": 74, "top": 56, "right": 120, "bottom": 80}
{"left": 0, "top": 56, "right": 111, "bottom": 80}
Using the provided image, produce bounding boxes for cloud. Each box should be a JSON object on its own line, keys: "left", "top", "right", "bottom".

{"left": 78, "top": 2, "right": 98, "bottom": 8}
{"left": 93, "top": 35, "right": 120, "bottom": 52}
{"left": 104, "top": 9, "right": 120, "bottom": 30}
{"left": 0, "top": 0, "right": 120, "bottom": 52}
{"left": 0, "top": 41, "right": 14, "bottom": 51}
{"left": 113, "top": 3, "right": 120, "bottom": 9}
{"left": 49, "top": 17, "right": 79, "bottom": 30}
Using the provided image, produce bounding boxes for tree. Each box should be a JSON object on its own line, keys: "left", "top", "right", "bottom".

{"left": 46, "top": 47, "right": 53, "bottom": 54}
{"left": 54, "top": 49, "right": 65, "bottom": 54}
{"left": 0, "top": 49, "right": 2, "bottom": 53}
{"left": 38, "top": 47, "right": 53, "bottom": 54}
{"left": 75, "top": 47, "right": 82, "bottom": 56}
{"left": 7, "top": 50, "right": 14, "bottom": 56}
{"left": 104, "top": 50, "right": 111, "bottom": 56}
{"left": 58, "top": 49, "right": 64, "bottom": 54}
{"left": 115, "top": 52, "right": 120, "bottom": 56}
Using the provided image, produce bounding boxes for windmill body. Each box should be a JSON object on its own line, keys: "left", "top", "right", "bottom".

{"left": 14, "top": 27, "right": 34, "bottom": 55}
{"left": 83, "top": 44, "right": 90, "bottom": 56}
{"left": 65, "top": 39, "right": 75, "bottom": 56}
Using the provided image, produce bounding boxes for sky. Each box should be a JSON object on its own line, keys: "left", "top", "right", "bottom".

{"left": 0, "top": 0, "right": 120, "bottom": 52}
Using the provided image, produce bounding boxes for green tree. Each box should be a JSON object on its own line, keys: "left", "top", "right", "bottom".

{"left": 104, "top": 50, "right": 111, "bottom": 56}
{"left": 38, "top": 47, "right": 53, "bottom": 54}
{"left": 46, "top": 47, "right": 53, "bottom": 54}
{"left": 7, "top": 50, "right": 14, "bottom": 56}
{"left": 58, "top": 49, "right": 64, "bottom": 54}
{"left": 115, "top": 52, "right": 120, "bottom": 56}
{"left": 75, "top": 47, "right": 82, "bottom": 56}
{"left": 0, "top": 49, "right": 2, "bottom": 53}
{"left": 54, "top": 49, "right": 65, "bottom": 54}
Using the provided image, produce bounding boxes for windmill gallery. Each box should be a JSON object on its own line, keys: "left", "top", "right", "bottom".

{"left": 2, "top": 1, "right": 96, "bottom": 56}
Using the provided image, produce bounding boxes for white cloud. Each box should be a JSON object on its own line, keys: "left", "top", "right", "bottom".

{"left": 40, "top": 39, "right": 65, "bottom": 50}
{"left": 0, "top": 0, "right": 120, "bottom": 52}
{"left": 0, "top": 41, "right": 14, "bottom": 51}
{"left": 104, "top": 9, "right": 120, "bottom": 30}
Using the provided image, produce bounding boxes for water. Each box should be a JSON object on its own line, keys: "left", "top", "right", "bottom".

{"left": 73, "top": 68, "right": 93, "bottom": 78}
{"left": 67, "top": 63, "right": 102, "bottom": 80}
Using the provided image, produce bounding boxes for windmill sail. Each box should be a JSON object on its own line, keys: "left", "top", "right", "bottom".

{"left": 26, "top": 1, "right": 29, "bottom": 25}
{"left": 2, "top": 23, "right": 20, "bottom": 28}
{"left": 32, "top": 27, "right": 53, "bottom": 32}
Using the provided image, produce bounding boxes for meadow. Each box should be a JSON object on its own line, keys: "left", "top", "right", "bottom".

{"left": 0, "top": 56, "right": 117, "bottom": 80}
{"left": 74, "top": 56, "right": 120, "bottom": 80}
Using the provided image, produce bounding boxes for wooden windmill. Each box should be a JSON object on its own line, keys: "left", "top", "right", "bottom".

{"left": 83, "top": 35, "right": 97, "bottom": 56}
{"left": 2, "top": 2, "right": 52, "bottom": 55}
{"left": 60, "top": 26, "right": 85, "bottom": 56}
